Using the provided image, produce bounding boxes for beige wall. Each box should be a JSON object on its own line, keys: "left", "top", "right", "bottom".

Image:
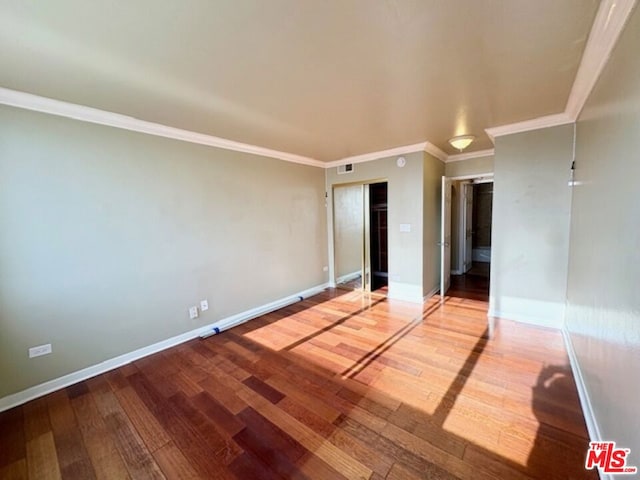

{"left": 490, "top": 124, "right": 573, "bottom": 328}
{"left": 566, "top": 5, "right": 640, "bottom": 452}
{"left": 423, "top": 153, "right": 444, "bottom": 297}
{"left": 333, "top": 184, "right": 363, "bottom": 279}
{"left": 0, "top": 105, "right": 327, "bottom": 398}
{"left": 445, "top": 155, "right": 494, "bottom": 178}
{"left": 326, "top": 152, "right": 432, "bottom": 302}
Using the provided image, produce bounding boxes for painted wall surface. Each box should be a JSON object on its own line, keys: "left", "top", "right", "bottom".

{"left": 490, "top": 124, "right": 573, "bottom": 328}
{"left": 333, "top": 184, "right": 363, "bottom": 279}
{"left": 566, "top": 5, "right": 640, "bottom": 453}
{"left": 326, "top": 152, "right": 425, "bottom": 302}
{"left": 445, "top": 155, "right": 494, "bottom": 178}
{"left": 423, "top": 153, "right": 444, "bottom": 297}
{"left": 0, "top": 105, "right": 327, "bottom": 398}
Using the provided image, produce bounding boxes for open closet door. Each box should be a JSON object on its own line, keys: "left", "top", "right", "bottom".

{"left": 440, "top": 176, "right": 452, "bottom": 298}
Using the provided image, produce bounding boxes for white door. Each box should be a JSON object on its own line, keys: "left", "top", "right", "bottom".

{"left": 440, "top": 177, "right": 452, "bottom": 297}
{"left": 464, "top": 183, "right": 474, "bottom": 272}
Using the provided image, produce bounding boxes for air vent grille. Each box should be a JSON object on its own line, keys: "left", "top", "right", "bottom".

{"left": 337, "top": 163, "right": 354, "bottom": 175}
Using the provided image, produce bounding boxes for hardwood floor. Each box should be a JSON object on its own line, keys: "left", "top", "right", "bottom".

{"left": 0, "top": 289, "right": 595, "bottom": 480}
{"left": 448, "top": 264, "right": 490, "bottom": 302}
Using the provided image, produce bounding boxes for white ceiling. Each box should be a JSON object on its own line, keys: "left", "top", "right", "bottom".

{"left": 0, "top": 0, "right": 600, "bottom": 162}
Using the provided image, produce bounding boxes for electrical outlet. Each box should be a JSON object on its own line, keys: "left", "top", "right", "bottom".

{"left": 29, "top": 343, "right": 52, "bottom": 358}
{"left": 200, "top": 299, "right": 209, "bottom": 312}
{"left": 189, "top": 306, "right": 199, "bottom": 319}
{"left": 322, "top": 266, "right": 329, "bottom": 272}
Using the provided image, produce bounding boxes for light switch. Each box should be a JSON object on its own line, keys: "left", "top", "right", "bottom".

{"left": 400, "top": 223, "right": 411, "bottom": 233}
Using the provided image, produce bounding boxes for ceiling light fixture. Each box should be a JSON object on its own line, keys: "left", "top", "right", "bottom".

{"left": 448, "top": 135, "right": 475, "bottom": 151}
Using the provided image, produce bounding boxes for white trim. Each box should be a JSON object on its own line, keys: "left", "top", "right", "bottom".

{"left": 423, "top": 142, "right": 449, "bottom": 163}
{"left": 0, "top": 87, "right": 325, "bottom": 168}
{"left": 562, "top": 330, "right": 603, "bottom": 442}
{"left": 326, "top": 141, "right": 447, "bottom": 168}
{"left": 336, "top": 270, "right": 362, "bottom": 285}
{"left": 387, "top": 282, "right": 424, "bottom": 304}
{"left": 487, "top": 309, "right": 563, "bottom": 329}
{"left": 446, "top": 149, "right": 495, "bottom": 163}
{"left": 450, "top": 269, "right": 464, "bottom": 275}
{"left": 0, "top": 87, "right": 454, "bottom": 167}
{"left": 0, "top": 282, "right": 328, "bottom": 413}
{"left": 485, "top": 112, "right": 574, "bottom": 143}
{"left": 487, "top": 296, "right": 565, "bottom": 329}
{"left": 565, "top": 0, "right": 638, "bottom": 120}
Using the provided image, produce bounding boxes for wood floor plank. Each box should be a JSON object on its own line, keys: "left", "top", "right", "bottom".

{"left": 328, "top": 427, "right": 394, "bottom": 478}
{"left": 0, "top": 459, "right": 28, "bottom": 480}
{"left": 386, "top": 462, "right": 428, "bottom": 480}
{"left": 23, "top": 398, "right": 52, "bottom": 443}
{"left": 167, "top": 392, "right": 242, "bottom": 465}
{"left": 295, "top": 450, "right": 349, "bottom": 480}
{"left": 189, "top": 391, "right": 245, "bottom": 437}
{"left": 70, "top": 392, "right": 131, "bottom": 480}
{"left": 233, "top": 408, "right": 307, "bottom": 479}
{"left": 152, "top": 442, "right": 201, "bottom": 480}
{"left": 47, "top": 391, "right": 97, "bottom": 479}
{"left": 198, "top": 376, "right": 248, "bottom": 415}
{"left": 235, "top": 390, "right": 373, "bottom": 480}
{"left": 91, "top": 388, "right": 165, "bottom": 480}
{"left": 0, "top": 407, "right": 25, "bottom": 469}
{"left": 242, "top": 375, "right": 285, "bottom": 404}
{"left": 265, "top": 374, "right": 342, "bottom": 424}
{"left": 227, "top": 451, "right": 283, "bottom": 480}
{"left": 276, "top": 396, "right": 336, "bottom": 439}
{"left": 113, "top": 386, "right": 171, "bottom": 453}
{"left": 127, "top": 373, "right": 235, "bottom": 480}
{"left": 25, "top": 432, "right": 62, "bottom": 480}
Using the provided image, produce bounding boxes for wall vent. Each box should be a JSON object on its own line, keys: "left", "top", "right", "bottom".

{"left": 337, "top": 163, "right": 354, "bottom": 175}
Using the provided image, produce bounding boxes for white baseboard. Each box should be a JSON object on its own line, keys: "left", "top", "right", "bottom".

{"left": 562, "top": 329, "right": 608, "bottom": 480}
{"left": 450, "top": 269, "right": 464, "bottom": 275}
{"left": 336, "top": 270, "right": 361, "bottom": 285}
{"left": 387, "top": 282, "right": 424, "bottom": 303}
{"left": 488, "top": 296, "right": 565, "bottom": 329}
{"left": 0, "top": 282, "right": 329, "bottom": 413}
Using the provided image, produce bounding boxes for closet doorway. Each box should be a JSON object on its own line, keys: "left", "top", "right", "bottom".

{"left": 333, "top": 181, "right": 388, "bottom": 293}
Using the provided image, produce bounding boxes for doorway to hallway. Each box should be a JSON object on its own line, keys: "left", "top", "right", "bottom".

{"left": 441, "top": 175, "right": 493, "bottom": 301}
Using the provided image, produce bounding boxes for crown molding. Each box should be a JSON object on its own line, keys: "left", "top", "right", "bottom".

{"left": 446, "top": 148, "right": 495, "bottom": 163}
{"left": 0, "top": 87, "right": 455, "bottom": 168}
{"left": 325, "top": 141, "right": 447, "bottom": 168}
{"left": 423, "top": 142, "right": 448, "bottom": 162}
{"left": 0, "top": 87, "right": 325, "bottom": 168}
{"left": 565, "top": 0, "right": 637, "bottom": 120}
{"left": 485, "top": 112, "right": 574, "bottom": 143}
